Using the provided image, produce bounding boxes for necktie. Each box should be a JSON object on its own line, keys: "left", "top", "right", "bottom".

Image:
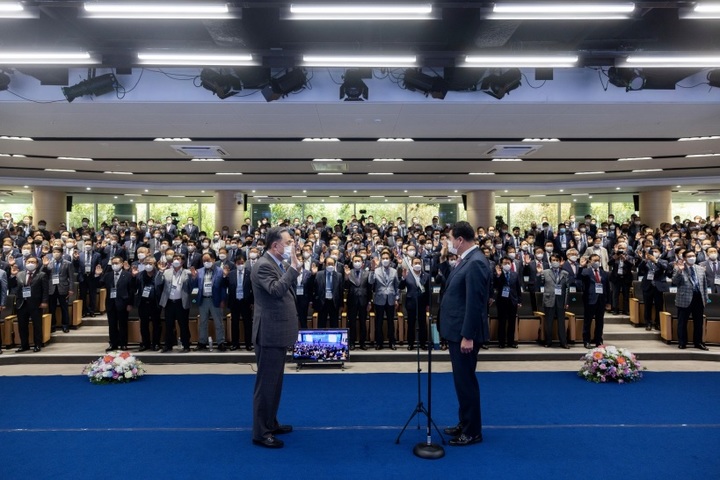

{"left": 690, "top": 266, "right": 698, "bottom": 290}
{"left": 714, "top": 262, "right": 718, "bottom": 275}
{"left": 511, "top": 262, "right": 515, "bottom": 272}
{"left": 26, "top": 272, "right": 32, "bottom": 284}
{"left": 505, "top": 272, "right": 509, "bottom": 284}
{"left": 327, "top": 272, "right": 332, "bottom": 289}
{"left": 594, "top": 269, "right": 601, "bottom": 283}
{"left": 356, "top": 270, "right": 360, "bottom": 280}
{"left": 114, "top": 272, "right": 120, "bottom": 287}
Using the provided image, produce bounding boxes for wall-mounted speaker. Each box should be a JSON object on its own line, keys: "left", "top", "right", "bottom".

{"left": 66, "top": 195, "right": 73, "bottom": 212}
{"left": 633, "top": 194, "right": 640, "bottom": 212}
{"left": 461, "top": 194, "right": 467, "bottom": 211}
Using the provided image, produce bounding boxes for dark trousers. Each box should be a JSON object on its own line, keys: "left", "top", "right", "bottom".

{"left": 448, "top": 341, "right": 482, "bottom": 437}
{"left": 405, "top": 300, "right": 428, "bottom": 347}
{"left": 643, "top": 287, "right": 663, "bottom": 326}
{"left": 164, "top": 299, "right": 189, "bottom": 349}
{"left": 107, "top": 304, "right": 129, "bottom": 348}
{"left": 374, "top": 303, "right": 396, "bottom": 346}
{"left": 527, "top": 285, "right": 538, "bottom": 311}
{"left": 677, "top": 292, "right": 705, "bottom": 347}
{"left": 49, "top": 291, "right": 70, "bottom": 328}
{"left": 611, "top": 281, "right": 630, "bottom": 313}
{"left": 346, "top": 297, "right": 368, "bottom": 346}
{"left": 253, "top": 342, "right": 288, "bottom": 440}
{"left": 79, "top": 278, "right": 97, "bottom": 315}
{"left": 17, "top": 304, "right": 43, "bottom": 348}
{"left": 496, "top": 298, "right": 518, "bottom": 347}
{"left": 230, "top": 298, "right": 253, "bottom": 348}
{"left": 583, "top": 298, "right": 606, "bottom": 345}
{"left": 317, "top": 301, "right": 339, "bottom": 328}
{"left": 296, "top": 296, "right": 310, "bottom": 329}
{"left": 139, "top": 299, "right": 162, "bottom": 348}
{"left": 544, "top": 304, "right": 567, "bottom": 346}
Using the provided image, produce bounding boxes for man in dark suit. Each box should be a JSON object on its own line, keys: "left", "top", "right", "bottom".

{"left": 493, "top": 256, "right": 523, "bottom": 349}
{"left": 183, "top": 217, "right": 199, "bottom": 241}
{"left": 368, "top": 250, "right": 400, "bottom": 350}
{"left": 0, "top": 268, "right": 6, "bottom": 353}
{"left": 638, "top": 247, "right": 670, "bottom": 330}
{"left": 699, "top": 246, "right": 720, "bottom": 294}
{"left": 43, "top": 246, "right": 75, "bottom": 333}
{"left": 76, "top": 243, "right": 101, "bottom": 317}
{"left": 439, "top": 221, "right": 490, "bottom": 447}
{"left": 400, "top": 257, "right": 431, "bottom": 350}
{"left": 672, "top": 250, "right": 709, "bottom": 350}
{"left": 9, "top": 256, "right": 49, "bottom": 352}
{"left": 96, "top": 256, "right": 135, "bottom": 352}
{"left": 227, "top": 254, "right": 254, "bottom": 351}
{"left": 250, "top": 227, "right": 301, "bottom": 449}
{"left": 580, "top": 253, "right": 611, "bottom": 348}
{"left": 294, "top": 262, "right": 314, "bottom": 330}
{"left": 312, "top": 257, "right": 344, "bottom": 329}
{"left": 537, "top": 254, "right": 571, "bottom": 348}
{"left": 344, "top": 254, "right": 371, "bottom": 350}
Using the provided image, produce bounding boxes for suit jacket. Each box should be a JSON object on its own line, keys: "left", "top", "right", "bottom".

{"left": 194, "top": 266, "right": 227, "bottom": 308}
{"left": 103, "top": 244, "right": 127, "bottom": 263}
{"left": 493, "top": 270, "right": 522, "bottom": 304}
{"left": 0, "top": 269, "right": 8, "bottom": 309}
{"left": 638, "top": 258, "right": 670, "bottom": 293}
{"left": 345, "top": 268, "right": 371, "bottom": 306}
{"left": 99, "top": 269, "right": 135, "bottom": 310}
{"left": 185, "top": 250, "right": 202, "bottom": 270}
{"left": 400, "top": 271, "right": 431, "bottom": 308}
{"left": 9, "top": 269, "right": 49, "bottom": 310}
{"left": 438, "top": 247, "right": 491, "bottom": 344}
{"left": 672, "top": 265, "right": 708, "bottom": 308}
{"left": 561, "top": 260, "right": 583, "bottom": 292}
{"left": 580, "top": 267, "right": 610, "bottom": 306}
{"left": 313, "top": 269, "right": 344, "bottom": 310}
{"left": 227, "top": 266, "right": 253, "bottom": 307}
{"left": 183, "top": 224, "right": 200, "bottom": 241}
{"left": 369, "top": 266, "right": 400, "bottom": 306}
{"left": 537, "top": 268, "right": 570, "bottom": 308}
{"left": 43, "top": 258, "right": 75, "bottom": 296}
{"left": 250, "top": 252, "right": 300, "bottom": 348}
{"left": 156, "top": 267, "right": 194, "bottom": 309}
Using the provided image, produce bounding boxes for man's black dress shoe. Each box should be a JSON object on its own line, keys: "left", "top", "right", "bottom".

{"left": 479, "top": 344, "right": 489, "bottom": 350}
{"left": 16, "top": 347, "right": 29, "bottom": 353}
{"left": 498, "top": 344, "right": 506, "bottom": 349}
{"left": 583, "top": 343, "right": 592, "bottom": 349}
{"left": 678, "top": 344, "right": 687, "bottom": 350}
{"left": 162, "top": 347, "right": 172, "bottom": 353}
{"left": 360, "top": 345, "right": 368, "bottom": 350}
{"left": 645, "top": 325, "right": 652, "bottom": 331}
{"left": 105, "top": 346, "right": 117, "bottom": 353}
{"left": 349, "top": 345, "right": 356, "bottom": 351}
{"left": 181, "top": 347, "right": 191, "bottom": 353}
{"left": 544, "top": 344, "right": 551, "bottom": 348}
{"left": 230, "top": 345, "right": 239, "bottom": 351}
{"left": 272, "top": 425, "right": 293, "bottom": 435}
{"left": 218, "top": 343, "right": 227, "bottom": 352}
{"left": 449, "top": 434, "right": 483, "bottom": 447}
{"left": 407, "top": 345, "right": 414, "bottom": 351}
{"left": 443, "top": 424, "right": 463, "bottom": 437}
{"left": 246, "top": 345, "right": 254, "bottom": 352}
{"left": 194, "top": 343, "right": 207, "bottom": 351}
{"left": 375, "top": 345, "right": 383, "bottom": 350}
{"left": 390, "top": 344, "right": 397, "bottom": 350}
{"left": 33, "top": 346, "right": 41, "bottom": 352}
{"left": 695, "top": 343, "right": 709, "bottom": 351}
{"left": 62, "top": 327, "right": 69, "bottom": 333}
{"left": 252, "top": 435, "right": 284, "bottom": 449}
{"left": 138, "top": 346, "right": 148, "bottom": 352}
{"left": 561, "top": 344, "right": 570, "bottom": 349}
{"left": 152, "top": 345, "right": 160, "bottom": 352}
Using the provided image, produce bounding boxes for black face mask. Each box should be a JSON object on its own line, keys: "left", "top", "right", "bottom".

{"left": 34, "top": 239, "right": 43, "bottom": 245}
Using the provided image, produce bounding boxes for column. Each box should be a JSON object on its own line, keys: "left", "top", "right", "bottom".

{"left": 466, "top": 190, "right": 495, "bottom": 229}
{"left": 215, "top": 190, "right": 246, "bottom": 231}
{"left": 32, "top": 190, "right": 67, "bottom": 231}
{"left": 639, "top": 188, "right": 672, "bottom": 227}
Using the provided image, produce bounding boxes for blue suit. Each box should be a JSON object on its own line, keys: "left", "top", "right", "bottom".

{"left": 580, "top": 267, "right": 610, "bottom": 346}
{"left": 493, "top": 269, "right": 523, "bottom": 347}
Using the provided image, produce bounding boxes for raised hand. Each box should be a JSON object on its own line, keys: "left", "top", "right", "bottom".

{"left": 42, "top": 256, "right": 49, "bottom": 266}
{"left": 311, "top": 264, "right": 318, "bottom": 275}
{"left": 579, "top": 257, "right": 588, "bottom": 267}
{"left": 95, "top": 264, "right": 103, "bottom": 276}
{"left": 10, "top": 265, "right": 19, "bottom": 276}
{"left": 223, "top": 265, "right": 231, "bottom": 277}
{"left": 344, "top": 265, "right": 351, "bottom": 276}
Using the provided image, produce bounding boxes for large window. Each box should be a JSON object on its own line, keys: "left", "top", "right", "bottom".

{"left": 407, "top": 203, "right": 440, "bottom": 226}
{"left": 200, "top": 203, "right": 215, "bottom": 233}
{"left": 673, "top": 202, "right": 707, "bottom": 221}
{"left": 270, "top": 204, "right": 305, "bottom": 223}
{"left": 1, "top": 203, "right": 33, "bottom": 223}
{"left": 610, "top": 202, "right": 636, "bottom": 223}
{"left": 509, "top": 203, "right": 558, "bottom": 230}
{"left": 304, "top": 203, "right": 354, "bottom": 224}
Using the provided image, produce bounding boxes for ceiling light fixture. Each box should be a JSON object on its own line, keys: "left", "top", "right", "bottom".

{"left": 45, "top": 168, "right": 76, "bottom": 173}
{"left": 302, "top": 138, "right": 340, "bottom": 142}
{"left": 0, "top": 52, "right": 95, "bottom": 65}
{"left": 216, "top": 172, "right": 243, "bottom": 175}
{"left": 154, "top": 137, "right": 192, "bottom": 142}
{"left": 318, "top": 172, "right": 343, "bottom": 175}
{"left": 313, "top": 158, "right": 343, "bottom": 162}
{"left": 679, "top": 3, "right": 720, "bottom": 19}
{"left": 464, "top": 55, "right": 577, "bottom": 68}
{"left": 492, "top": 158, "right": 523, "bottom": 162}
{"left": 617, "top": 156, "right": 652, "bottom": 161}
{"left": 105, "top": 171, "right": 133, "bottom": 175}
{"left": 469, "top": 172, "right": 496, "bottom": 175}
{"left": 138, "top": 53, "right": 254, "bottom": 66}
{"left": 191, "top": 158, "right": 225, "bottom": 162}
{"left": 368, "top": 172, "right": 394, "bottom": 175}
{"left": 620, "top": 54, "right": 720, "bottom": 68}
{"left": 403, "top": 69, "right": 448, "bottom": 99}
{"left": 632, "top": 169, "right": 663, "bottom": 173}
{"left": 62, "top": 73, "right": 118, "bottom": 102}
{"left": 372, "top": 158, "right": 404, "bottom": 162}
{"left": 523, "top": 138, "right": 560, "bottom": 142}
{"left": 339, "top": 69, "right": 370, "bottom": 101}
{"left": 686, "top": 153, "right": 720, "bottom": 157}
{"left": 285, "top": 3, "right": 436, "bottom": 20}
{"left": 377, "top": 138, "right": 414, "bottom": 142}
{"left": 303, "top": 55, "right": 416, "bottom": 68}
{"left": 57, "top": 156, "right": 93, "bottom": 161}
{"left": 678, "top": 135, "right": 720, "bottom": 142}
{"left": 608, "top": 67, "right": 646, "bottom": 91}
{"left": 488, "top": 2, "right": 635, "bottom": 20}
{"left": 0, "top": 135, "right": 33, "bottom": 141}
{"left": 83, "top": 2, "right": 232, "bottom": 19}
{"left": 575, "top": 171, "right": 605, "bottom": 175}
{"left": 261, "top": 69, "right": 308, "bottom": 102}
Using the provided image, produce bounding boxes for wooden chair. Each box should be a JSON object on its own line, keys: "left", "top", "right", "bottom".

{"left": 659, "top": 292, "right": 697, "bottom": 344}
{"left": 534, "top": 292, "right": 577, "bottom": 345}
{"left": 703, "top": 293, "right": 720, "bottom": 344}
{"left": 12, "top": 312, "right": 53, "bottom": 347}
{"left": 1, "top": 294, "right": 16, "bottom": 347}
{"left": 629, "top": 280, "right": 645, "bottom": 326}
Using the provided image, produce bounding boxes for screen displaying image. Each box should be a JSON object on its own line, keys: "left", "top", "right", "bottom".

{"left": 293, "top": 329, "right": 349, "bottom": 363}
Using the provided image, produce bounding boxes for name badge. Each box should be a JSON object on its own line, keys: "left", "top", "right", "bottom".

{"left": 646, "top": 272, "right": 654, "bottom": 281}
{"left": 326, "top": 290, "right": 333, "bottom": 299}
{"left": 432, "top": 286, "right": 441, "bottom": 294}
{"left": 22, "top": 286, "right": 31, "bottom": 298}
{"left": 170, "top": 285, "right": 178, "bottom": 295}
{"left": 523, "top": 276, "right": 529, "bottom": 282}
{"left": 539, "top": 286, "right": 545, "bottom": 293}
{"left": 708, "top": 288, "right": 713, "bottom": 295}
{"left": 424, "top": 264, "right": 430, "bottom": 271}
{"left": 569, "top": 286, "right": 577, "bottom": 293}
{"left": 501, "top": 286, "right": 510, "bottom": 298}
{"left": 110, "top": 288, "right": 117, "bottom": 299}
{"left": 203, "top": 282, "right": 213, "bottom": 296}
{"left": 714, "top": 277, "right": 720, "bottom": 286}
{"left": 85, "top": 265, "right": 91, "bottom": 274}
{"left": 142, "top": 286, "right": 152, "bottom": 298}
{"left": 669, "top": 287, "right": 678, "bottom": 293}
{"left": 638, "top": 276, "right": 644, "bottom": 282}
{"left": 52, "top": 274, "right": 60, "bottom": 285}
{"left": 296, "top": 285, "right": 304, "bottom": 296}
{"left": 618, "top": 266, "right": 624, "bottom": 275}
{"left": 561, "top": 240, "right": 567, "bottom": 249}
{"left": 555, "top": 286, "right": 562, "bottom": 296}
{"left": 666, "top": 277, "right": 672, "bottom": 283}
{"left": 595, "top": 284, "right": 603, "bottom": 295}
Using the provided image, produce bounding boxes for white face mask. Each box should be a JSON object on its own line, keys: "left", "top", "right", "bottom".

{"left": 449, "top": 260, "right": 457, "bottom": 267}
{"left": 686, "top": 257, "right": 696, "bottom": 265}
{"left": 326, "top": 265, "right": 336, "bottom": 273}
{"left": 84, "top": 245, "right": 93, "bottom": 252}
{"left": 249, "top": 253, "right": 258, "bottom": 260}
{"left": 25, "top": 263, "right": 37, "bottom": 272}
{"left": 145, "top": 264, "right": 154, "bottom": 272}
{"left": 381, "top": 259, "right": 390, "bottom": 267}
{"left": 407, "top": 250, "right": 416, "bottom": 258}
{"left": 203, "top": 261, "right": 214, "bottom": 269}
{"left": 53, "top": 253, "right": 62, "bottom": 260}
{"left": 592, "top": 261, "right": 601, "bottom": 269}
{"left": 568, "top": 255, "right": 578, "bottom": 262}
{"left": 166, "top": 254, "right": 174, "bottom": 261}
{"left": 188, "top": 246, "right": 196, "bottom": 252}
{"left": 111, "top": 263, "right": 122, "bottom": 272}
{"left": 502, "top": 264, "right": 512, "bottom": 272}
{"left": 201, "top": 242, "right": 210, "bottom": 248}
{"left": 551, "top": 261, "right": 560, "bottom": 269}
{"left": 22, "top": 250, "right": 30, "bottom": 256}
{"left": 303, "top": 252, "right": 311, "bottom": 259}
{"left": 282, "top": 245, "right": 293, "bottom": 260}
{"left": 353, "top": 262, "right": 362, "bottom": 269}
{"left": 413, "top": 264, "right": 422, "bottom": 272}
{"left": 545, "top": 247, "right": 553, "bottom": 253}
{"left": 172, "top": 260, "right": 182, "bottom": 268}
{"left": 508, "top": 253, "right": 516, "bottom": 260}
{"left": 448, "top": 241, "right": 458, "bottom": 255}
{"left": 137, "top": 253, "right": 146, "bottom": 261}
{"left": 219, "top": 254, "right": 227, "bottom": 260}
{"left": 709, "top": 253, "right": 718, "bottom": 261}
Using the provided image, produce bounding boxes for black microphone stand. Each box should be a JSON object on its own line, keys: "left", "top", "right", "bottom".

{"left": 395, "top": 269, "right": 445, "bottom": 459}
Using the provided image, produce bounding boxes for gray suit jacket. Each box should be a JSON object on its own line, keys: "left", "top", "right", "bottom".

{"left": 250, "top": 252, "right": 300, "bottom": 348}
{"left": 537, "top": 268, "right": 570, "bottom": 308}
{"left": 672, "top": 265, "right": 708, "bottom": 308}
{"left": 0, "top": 269, "right": 7, "bottom": 309}
{"left": 156, "top": 267, "right": 193, "bottom": 309}
{"left": 368, "top": 266, "right": 399, "bottom": 306}
{"left": 43, "top": 259, "right": 75, "bottom": 296}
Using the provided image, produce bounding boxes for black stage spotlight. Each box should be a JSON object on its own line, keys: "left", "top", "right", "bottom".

{"left": 403, "top": 69, "right": 448, "bottom": 99}
{"left": 62, "top": 73, "right": 118, "bottom": 102}
{"left": 708, "top": 69, "right": 720, "bottom": 88}
{"left": 261, "top": 69, "right": 308, "bottom": 102}
{"left": 608, "top": 67, "right": 646, "bottom": 91}
{"left": 0, "top": 71, "right": 10, "bottom": 91}
{"left": 339, "top": 69, "right": 369, "bottom": 101}
{"left": 480, "top": 68, "right": 521, "bottom": 99}
{"left": 200, "top": 68, "right": 243, "bottom": 99}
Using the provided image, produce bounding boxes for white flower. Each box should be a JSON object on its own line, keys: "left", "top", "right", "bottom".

{"left": 124, "top": 371, "right": 133, "bottom": 379}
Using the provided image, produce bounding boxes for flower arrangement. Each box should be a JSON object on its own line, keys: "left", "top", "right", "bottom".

{"left": 578, "top": 345, "right": 644, "bottom": 383}
{"left": 82, "top": 351, "right": 146, "bottom": 385}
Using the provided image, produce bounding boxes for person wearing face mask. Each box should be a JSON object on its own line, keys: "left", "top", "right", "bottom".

{"left": 124, "top": 232, "right": 140, "bottom": 263}
{"left": 183, "top": 217, "right": 199, "bottom": 242}
{"left": 9, "top": 256, "right": 49, "bottom": 352}
{"left": 493, "top": 257, "right": 523, "bottom": 349}
{"left": 227, "top": 254, "right": 255, "bottom": 351}
{"left": 96, "top": 256, "right": 135, "bottom": 352}
{"left": 74, "top": 240, "right": 101, "bottom": 317}
{"left": 133, "top": 258, "right": 162, "bottom": 352}
{"left": 399, "top": 257, "right": 431, "bottom": 351}
{"left": 583, "top": 236, "right": 609, "bottom": 272}
{"left": 311, "top": 257, "right": 343, "bottom": 329}
{"left": 343, "top": 254, "right": 371, "bottom": 350}
{"left": 185, "top": 240, "right": 202, "bottom": 270}
{"left": 608, "top": 245, "right": 634, "bottom": 315}
{"left": 42, "top": 247, "right": 75, "bottom": 333}
{"left": 103, "top": 234, "right": 127, "bottom": 267}
{"left": 0, "top": 265, "right": 6, "bottom": 353}
{"left": 537, "top": 254, "right": 571, "bottom": 349}
{"left": 699, "top": 247, "right": 720, "bottom": 294}
{"left": 554, "top": 224, "right": 573, "bottom": 258}
{"left": 672, "top": 251, "right": 709, "bottom": 350}
{"left": 580, "top": 253, "right": 611, "bottom": 349}
{"left": 369, "top": 250, "right": 400, "bottom": 350}
{"left": 156, "top": 254, "right": 193, "bottom": 352}
{"left": 638, "top": 247, "right": 670, "bottom": 331}
{"left": 561, "top": 248, "right": 583, "bottom": 294}
{"left": 191, "top": 253, "right": 228, "bottom": 351}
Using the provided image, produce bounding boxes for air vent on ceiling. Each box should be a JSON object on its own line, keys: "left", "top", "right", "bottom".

{"left": 485, "top": 144, "right": 541, "bottom": 157}
{"left": 311, "top": 162, "right": 349, "bottom": 172}
{"left": 171, "top": 145, "right": 229, "bottom": 157}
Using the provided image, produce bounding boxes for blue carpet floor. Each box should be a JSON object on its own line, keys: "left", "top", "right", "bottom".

{"left": 1, "top": 371, "right": 719, "bottom": 479}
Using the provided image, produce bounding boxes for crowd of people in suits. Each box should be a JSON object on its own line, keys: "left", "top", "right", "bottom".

{"left": 0, "top": 208, "right": 717, "bottom": 354}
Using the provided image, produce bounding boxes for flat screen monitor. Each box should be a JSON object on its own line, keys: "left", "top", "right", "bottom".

{"left": 293, "top": 329, "right": 349, "bottom": 363}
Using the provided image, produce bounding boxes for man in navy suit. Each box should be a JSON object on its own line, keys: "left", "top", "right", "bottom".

{"left": 439, "top": 221, "right": 491, "bottom": 447}
{"left": 399, "top": 257, "right": 431, "bottom": 350}
{"left": 312, "top": 257, "right": 344, "bottom": 329}
{"left": 227, "top": 254, "right": 254, "bottom": 351}
{"left": 493, "top": 256, "right": 523, "bottom": 349}
{"left": 192, "top": 253, "right": 228, "bottom": 351}
{"left": 96, "top": 256, "right": 135, "bottom": 352}
{"left": 580, "top": 253, "right": 611, "bottom": 348}
{"left": 75, "top": 243, "right": 101, "bottom": 317}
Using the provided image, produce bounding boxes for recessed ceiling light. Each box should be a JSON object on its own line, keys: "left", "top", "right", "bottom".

{"left": 313, "top": 158, "right": 343, "bottom": 162}
{"left": 104, "top": 171, "right": 133, "bottom": 175}
{"left": 302, "top": 55, "right": 417, "bottom": 68}
{"left": 252, "top": 190, "right": 256, "bottom": 193}
{"left": 114, "top": 196, "right": 118, "bottom": 199}
{"left": 124, "top": 194, "right": 141, "bottom": 197}
{"left": 676, "top": 185, "right": 681, "bottom": 188}
{"left": 504, "top": 190, "right": 509, "bottom": 193}
{"left": 522, "top": 138, "right": 560, "bottom": 142}
{"left": 168, "top": 195, "right": 186, "bottom": 198}
{"left": 130, "top": 199, "right": 134, "bottom": 203}
{"left": 58, "top": 156, "right": 94, "bottom": 161}
{"left": 215, "top": 172, "right": 243, "bottom": 175}
{"left": 454, "top": 190, "right": 458, "bottom": 193}
{"left": 318, "top": 172, "right": 343, "bottom": 175}
{"left": 302, "top": 190, "right": 307, "bottom": 193}
{"left": 616, "top": 187, "right": 621, "bottom": 190}
{"left": 573, "top": 199, "right": 577, "bottom": 202}
{"left": 368, "top": 172, "right": 394, "bottom": 175}
{"left": 45, "top": 168, "right": 76, "bottom": 172}
{"left": 404, "top": 190, "right": 408, "bottom": 193}
{"left": 0, "top": 135, "right": 33, "bottom": 141}
{"left": 588, "top": 196, "right": 593, "bottom": 199}
{"left": 201, "top": 190, "right": 205, "bottom": 193}
{"left": 469, "top": 172, "right": 495, "bottom": 175}
{"left": 377, "top": 138, "right": 414, "bottom": 142}
{"left": 154, "top": 137, "right": 192, "bottom": 142}
{"left": 372, "top": 158, "right": 404, "bottom": 162}
{"left": 678, "top": 135, "right": 720, "bottom": 142}
{"left": 353, "top": 190, "right": 357, "bottom": 193}
{"left": 292, "top": 195, "right": 307, "bottom": 198}
{"left": 617, "top": 156, "right": 652, "bottom": 161}
{"left": 492, "top": 158, "right": 523, "bottom": 162}
{"left": 575, "top": 171, "right": 605, "bottom": 175}
{"left": 632, "top": 169, "right": 663, "bottom": 173}
{"left": 144, "top": 189, "right": 149, "bottom": 193}
{"left": 559, "top": 189, "right": 564, "bottom": 192}
{"left": 86, "top": 187, "right": 91, "bottom": 191}
{"left": 191, "top": 158, "right": 224, "bottom": 162}
{"left": 287, "top": 4, "right": 435, "bottom": 21}
{"left": 686, "top": 153, "right": 720, "bottom": 158}
{"left": 302, "top": 138, "right": 340, "bottom": 142}
{"left": 23, "top": 185, "right": 28, "bottom": 188}
{"left": 83, "top": 2, "right": 232, "bottom": 19}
